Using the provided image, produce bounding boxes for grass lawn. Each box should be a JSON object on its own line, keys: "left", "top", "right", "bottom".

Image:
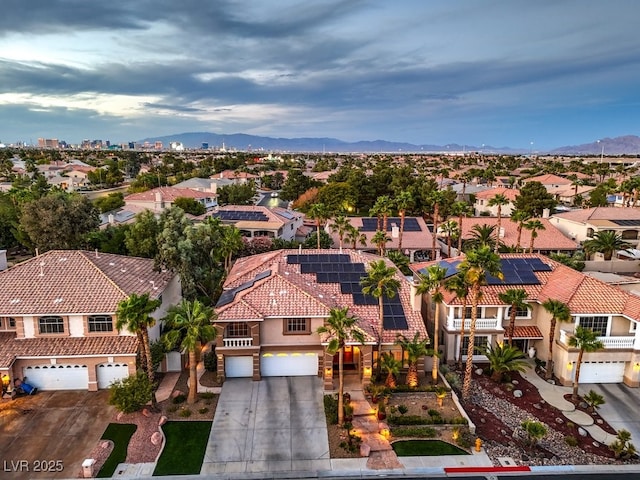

{"left": 392, "top": 440, "right": 469, "bottom": 457}
{"left": 97, "top": 424, "right": 137, "bottom": 478}
{"left": 153, "top": 421, "right": 212, "bottom": 476}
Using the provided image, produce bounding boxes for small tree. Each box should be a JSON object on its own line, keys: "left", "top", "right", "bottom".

{"left": 395, "top": 332, "right": 430, "bottom": 388}
{"left": 108, "top": 372, "right": 153, "bottom": 413}
{"left": 610, "top": 429, "right": 637, "bottom": 459}
{"left": 568, "top": 326, "right": 604, "bottom": 402}
{"left": 521, "top": 419, "right": 547, "bottom": 448}
{"left": 583, "top": 390, "right": 605, "bottom": 413}
{"left": 380, "top": 352, "right": 402, "bottom": 388}
{"left": 480, "top": 343, "right": 528, "bottom": 383}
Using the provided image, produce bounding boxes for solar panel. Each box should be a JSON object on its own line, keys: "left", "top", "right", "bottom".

{"left": 360, "top": 217, "right": 421, "bottom": 232}
{"left": 216, "top": 269, "right": 272, "bottom": 307}
{"left": 214, "top": 210, "right": 269, "bottom": 222}
{"left": 278, "top": 210, "right": 295, "bottom": 220}
{"left": 254, "top": 270, "right": 271, "bottom": 282}
{"left": 611, "top": 219, "right": 640, "bottom": 227}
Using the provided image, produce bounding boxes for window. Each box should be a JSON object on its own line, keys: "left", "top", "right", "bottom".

{"left": 88, "top": 315, "right": 113, "bottom": 333}
{"left": 507, "top": 305, "right": 530, "bottom": 318}
{"left": 284, "top": 318, "right": 310, "bottom": 334}
{"left": 578, "top": 316, "right": 608, "bottom": 336}
{"left": 226, "top": 322, "right": 249, "bottom": 338}
{"left": 461, "top": 336, "right": 488, "bottom": 352}
{"left": 38, "top": 316, "right": 64, "bottom": 334}
{"left": 586, "top": 228, "right": 595, "bottom": 238}
{"left": 9, "top": 318, "right": 15, "bottom": 328}
{"left": 462, "top": 306, "right": 480, "bottom": 319}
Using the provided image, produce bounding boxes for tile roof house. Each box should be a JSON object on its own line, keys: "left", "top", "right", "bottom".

{"left": 0, "top": 251, "right": 180, "bottom": 392}
{"left": 124, "top": 186, "right": 217, "bottom": 214}
{"left": 209, "top": 205, "right": 304, "bottom": 242}
{"left": 473, "top": 187, "right": 519, "bottom": 217}
{"left": 214, "top": 249, "right": 428, "bottom": 390}
{"left": 522, "top": 174, "right": 572, "bottom": 191}
{"left": 550, "top": 207, "right": 640, "bottom": 247}
{"left": 412, "top": 253, "right": 640, "bottom": 387}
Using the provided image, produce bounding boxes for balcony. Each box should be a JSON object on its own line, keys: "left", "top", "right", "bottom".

{"left": 449, "top": 317, "right": 501, "bottom": 331}
{"left": 559, "top": 330, "right": 634, "bottom": 349}
{"left": 223, "top": 337, "right": 253, "bottom": 348}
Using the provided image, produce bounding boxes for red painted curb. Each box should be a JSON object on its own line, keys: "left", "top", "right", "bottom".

{"left": 444, "top": 466, "right": 531, "bottom": 473}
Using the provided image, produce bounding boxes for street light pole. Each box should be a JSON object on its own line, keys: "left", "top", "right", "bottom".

{"left": 597, "top": 140, "right": 604, "bottom": 163}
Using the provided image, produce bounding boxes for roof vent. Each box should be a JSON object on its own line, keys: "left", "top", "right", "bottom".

{"left": 53, "top": 297, "right": 63, "bottom": 304}
{"left": 10, "top": 298, "right": 20, "bottom": 304}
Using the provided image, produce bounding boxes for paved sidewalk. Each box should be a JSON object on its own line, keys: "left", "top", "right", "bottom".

{"left": 521, "top": 363, "right": 615, "bottom": 444}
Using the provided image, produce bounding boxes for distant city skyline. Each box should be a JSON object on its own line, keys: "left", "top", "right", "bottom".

{"left": 1, "top": 1, "right": 639, "bottom": 150}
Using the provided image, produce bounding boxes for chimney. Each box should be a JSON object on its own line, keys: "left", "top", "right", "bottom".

{"left": 108, "top": 214, "right": 115, "bottom": 224}
{"left": 542, "top": 208, "right": 550, "bottom": 218}
{"left": 499, "top": 227, "right": 505, "bottom": 238}
{"left": 154, "top": 191, "right": 163, "bottom": 203}
{"left": 0, "top": 250, "right": 7, "bottom": 271}
{"left": 391, "top": 224, "right": 399, "bottom": 238}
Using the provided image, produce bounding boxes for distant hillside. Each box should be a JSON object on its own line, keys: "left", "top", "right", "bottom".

{"left": 139, "top": 132, "right": 519, "bottom": 154}
{"left": 550, "top": 135, "right": 640, "bottom": 155}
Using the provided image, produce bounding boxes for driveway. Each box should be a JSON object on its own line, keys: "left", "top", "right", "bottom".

{"left": 201, "top": 376, "right": 330, "bottom": 475}
{"left": 580, "top": 383, "right": 640, "bottom": 444}
{"left": 0, "top": 390, "right": 114, "bottom": 480}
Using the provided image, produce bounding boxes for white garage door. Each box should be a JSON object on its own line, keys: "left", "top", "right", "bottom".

{"left": 261, "top": 352, "right": 318, "bottom": 377}
{"left": 225, "top": 356, "right": 253, "bottom": 378}
{"left": 97, "top": 363, "right": 130, "bottom": 389}
{"left": 24, "top": 364, "right": 88, "bottom": 390}
{"left": 578, "top": 361, "right": 625, "bottom": 383}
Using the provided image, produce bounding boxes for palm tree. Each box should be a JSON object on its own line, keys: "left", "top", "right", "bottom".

{"left": 372, "top": 230, "right": 391, "bottom": 256}
{"left": 464, "top": 224, "right": 500, "bottom": 252}
{"left": 439, "top": 219, "right": 459, "bottom": 257}
{"left": 568, "top": 326, "right": 604, "bottom": 402}
{"left": 380, "top": 352, "right": 402, "bottom": 388}
{"left": 541, "top": 299, "right": 572, "bottom": 380}
{"left": 583, "top": 230, "right": 632, "bottom": 261}
{"left": 371, "top": 195, "right": 394, "bottom": 233}
{"left": 498, "top": 288, "right": 528, "bottom": 347}
{"left": 487, "top": 193, "right": 510, "bottom": 253}
{"left": 395, "top": 190, "right": 414, "bottom": 253}
{"left": 360, "top": 260, "right": 401, "bottom": 377}
{"left": 459, "top": 245, "right": 504, "bottom": 400}
{"left": 445, "top": 272, "right": 470, "bottom": 370}
{"left": 316, "top": 307, "right": 365, "bottom": 426}
{"left": 480, "top": 343, "right": 528, "bottom": 382}
{"left": 524, "top": 219, "right": 545, "bottom": 253}
{"left": 428, "top": 191, "right": 445, "bottom": 260}
{"left": 163, "top": 299, "right": 217, "bottom": 404}
{"left": 116, "top": 293, "right": 161, "bottom": 384}
{"left": 451, "top": 201, "right": 472, "bottom": 252}
{"left": 330, "top": 214, "right": 351, "bottom": 251}
{"left": 395, "top": 332, "right": 430, "bottom": 388}
{"left": 511, "top": 210, "right": 531, "bottom": 253}
{"left": 415, "top": 265, "right": 448, "bottom": 384}
{"left": 308, "top": 203, "right": 330, "bottom": 249}
{"left": 345, "top": 224, "right": 367, "bottom": 249}
{"left": 219, "top": 224, "right": 243, "bottom": 273}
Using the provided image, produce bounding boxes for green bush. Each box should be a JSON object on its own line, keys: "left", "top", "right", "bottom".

{"left": 445, "top": 373, "right": 461, "bottom": 390}
{"left": 199, "top": 392, "right": 215, "bottom": 400}
{"left": 428, "top": 409, "right": 440, "bottom": 417}
{"left": 392, "top": 426, "right": 437, "bottom": 438}
{"left": 198, "top": 407, "right": 209, "bottom": 414}
{"left": 167, "top": 405, "right": 178, "bottom": 413}
{"left": 179, "top": 408, "right": 192, "bottom": 418}
{"left": 398, "top": 405, "right": 409, "bottom": 415}
{"left": 389, "top": 414, "right": 467, "bottom": 426}
{"left": 324, "top": 394, "right": 338, "bottom": 425}
{"left": 150, "top": 341, "right": 166, "bottom": 373}
{"left": 565, "top": 436, "right": 579, "bottom": 447}
{"left": 203, "top": 350, "right": 217, "bottom": 372}
{"left": 108, "top": 372, "right": 153, "bottom": 414}
{"left": 172, "top": 394, "right": 187, "bottom": 404}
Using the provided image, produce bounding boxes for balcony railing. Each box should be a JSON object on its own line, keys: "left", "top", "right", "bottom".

{"left": 559, "top": 330, "right": 634, "bottom": 349}
{"left": 223, "top": 337, "right": 253, "bottom": 347}
{"left": 450, "top": 318, "right": 501, "bottom": 330}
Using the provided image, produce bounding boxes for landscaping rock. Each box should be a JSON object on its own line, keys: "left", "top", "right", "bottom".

{"left": 546, "top": 379, "right": 556, "bottom": 385}
{"left": 116, "top": 412, "right": 124, "bottom": 421}
{"left": 513, "top": 390, "right": 523, "bottom": 398}
{"left": 533, "top": 403, "right": 542, "bottom": 410}
{"left": 512, "top": 380, "right": 519, "bottom": 385}
{"left": 593, "top": 441, "right": 600, "bottom": 447}
{"left": 578, "top": 427, "right": 587, "bottom": 437}
{"left": 597, "top": 419, "right": 603, "bottom": 425}
{"left": 100, "top": 441, "right": 110, "bottom": 449}
{"left": 142, "top": 408, "right": 150, "bottom": 417}
{"left": 579, "top": 402, "right": 588, "bottom": 409}
{"left": 158, "top": 415, "right": 168, "bottom": 426}
{"left": 555, "top": 418, "right": 564, "bottom": 424}
{"left": 475, "top": 368, "right": 484, "bottom": 375}
{"left": 360, "top": 443, "right": 371, "bottom": 457}
{"left": 151, "top": 431, "right": 163, "bottom": 446}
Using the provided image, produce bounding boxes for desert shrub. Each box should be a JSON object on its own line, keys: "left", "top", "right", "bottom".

{"left": 108, "top": 372, "right": 152, "bottom": 414}
{"left": 610, "top": 429, "right": 637, "bottom": 459}
{"left": 398, "top": 405, "right": 409, "bottom": 415}
{"left": 172, "top": 394, "right": 187, "bottom": 404}
{"left": 439, "top": 364, "right": 450, "bottom": 374}
{"left": 199, "top": 392, "right": 215, "bottom": 400}
{"left": 203, "top": 350, "right": 217, "bottom": 372}
{"left": 445, "top": 372, "right": 461, "bottom": 390}
{"left": 565, "top": 436, "right": 579, "bottom": 447}
{"left": 167, "top": 405, "right": 178, "bottom": 413}
{"left": 179, "top": 408, "right": 192, "bottom": 417}
{"left": 521, "top": 419, "right": 547, "bottom": 447}
{"left": 150, "top": 340, "right": 166, "bottom": 372}
{"left": 455, "top": 430, "right": 474, "bottom": 448}
{"left": 428, "top": 409, "right": 440, "bottom": 417}
{"left": 198, "top": 407, "right": 209, "bottom": 414}
{"left": 324, "top": 394, "right": 338, "bottom": 424}
{"left": 567, "top": 421, "right": 576, "bottom": 429}
{"left": 450, "top": 417, "right": 469, "bottom": 425}
{"left": 392, "top": 426, "right": 437, "bottom": 438}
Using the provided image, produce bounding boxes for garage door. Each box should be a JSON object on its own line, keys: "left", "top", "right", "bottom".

{"left": 24, "top": 364, "right": 89, "bottom": 390}
{"left": 225, "top": 356, "right": 253, "bottom": 378}
{"left": 261, "top": 352, "right": 318, "bottom": 377}
{"left": 97, "top": 363, "right": 130, "bottom": 389}
{"left": 578, "top": 361, "right": 625, "bottom": 383}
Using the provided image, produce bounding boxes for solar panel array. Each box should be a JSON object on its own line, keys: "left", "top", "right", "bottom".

{"left": 214, "top": 210, "right": 270, "bottom": 222}
{"left": 217, "top": 269, "right": 272, "bottom": 307}
{"left": 611, "top": 219, "right": 640, "bottom": 227}
{"left": 287, "top": 253, "right": 408, "bottom": 330}
{"left": 419, "top": 257, "right": 552, "bottom": 286}
{"left": 360, "top": 217, "right": 421, "bottom": 232}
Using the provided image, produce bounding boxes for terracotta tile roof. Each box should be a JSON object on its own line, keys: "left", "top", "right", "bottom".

{"left": 125, "top": 187, "right": 213, "bottom": 202}
{"left": 552, "top": 207, "right": 640, "bottom": 223}
{"left": 211, "top": 205, "right": 300, "bottom": 228}
{"left": 217, "top": 249, "right": 428, "bottom": 344}
{"left": 0, "top": 332, "right": 137, "bottom": 368}
{"left": 327, "top": 217, "right": 434, "bottom": 251}
{"left": 504, "top": 325, "right": 544, "bottom": 339}
{"left": 474, "top": 187, "right": 519, "bottom": 201}
{"left": 0, "top": 251, "right": 174, "bottom": 316}
{"left": 456, "top": 217, "right": 578, "bottom": 251}
{"left": 413, "top": 253, "right": 640, "bottom": 322}
{"left": 523, "top": 174, "right": 571, "bottom": 185}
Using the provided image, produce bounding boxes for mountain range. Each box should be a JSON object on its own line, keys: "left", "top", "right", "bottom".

{"left": 140, "top": 132, "right": 640, "bottom": 155}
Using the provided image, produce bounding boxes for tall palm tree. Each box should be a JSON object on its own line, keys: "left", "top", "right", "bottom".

{"left": 345, "top": 224, "right": 367, "bottom": 249}
{"left": 360, "top": 260, "right": 401, "bottom": 377}
{"left": 308, "top": 202, "right": 329, "bottom": 249}
{"left": 371, "top": 195, "right": 394, "bottom": 233}
{"left": 415, "top": 265, "right": 448, "bottom": 384}
{"left": 330, "top": 214, "right": 351, "bottom": 251}
{"left": 583, "top": 230, "right": 631, "bottom": 261}
{"left": 219, "top": 224, "right": 243, "bottom": 273}
{"left": 163, "top": 299, "right": 217, "bottom": 404}
{"left": 464, "top": 224, "right": 500, "bottom": 252}
{"left": 511, "top": 210, "right": 531, "bottom": 253}
{"left": 439, "top": 219, "right": 459, "bottom": 257}
{"left": 498, "top": 288, "right": 528, "bottom": 347}
{"left": 372, "top": 230, "right": 391, "bottom": 256}
{"left": 395, "top": 190, "right": 414, "bottom": 253}
{"left": 116, "top": 293, "right": 161, "bottom": 384}
{"left": 524, "top": 219, "right": 545, "bottom": 253}
{"left": 395, "top": 332, "right": 430, "bottom": 388}
{"left": 459, "top": 246, "right": 504, "bottom": 401}
{"left": 445, "top": 272, "right": 470, "bottom": 371}
{"left": 487, "top": 193, "right": 510, "bottom": 253}
{"left": 451, "top": 201, "right": 472, "bottom": 252}
{"left": 316, "top": 307, "right": 365, "bottom": 426}
{"left": 541, "top": 299, "right": 572, "bottom": 380}
{"left": 428, "top": 191, "right": 445, "bottom": 260}
{"left": 568, "top": 326, "right": 604, "bottom": 402}
{"left": 380, "top": 352, "right": 402, "bottom": 388}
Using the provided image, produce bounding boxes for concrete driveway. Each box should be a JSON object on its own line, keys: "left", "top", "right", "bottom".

{"left": 0, "top": 390, "right": 114, "bottom": 480}
{"left": 201, "top": 376, "right": 330, "bottom": 476}
{"left": 580, "top": 383, "right": 640, "bottom": 444}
